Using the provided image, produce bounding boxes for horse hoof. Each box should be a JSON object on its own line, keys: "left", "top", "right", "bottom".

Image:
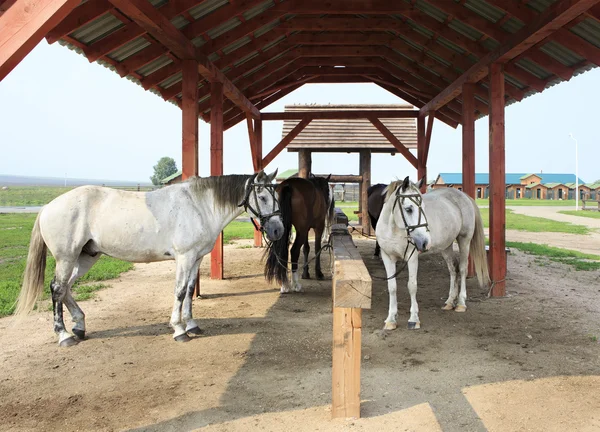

{"left": 441, "top": 303, "right": 454, "bottom": 311}
{"left": 72, "top": 329, "right": 86, "bottom": 340}
{"left": 186, "top": 326, "right": 203, "bottom": 336}
{"left": 383, "top": 322, "right": 397, "bottom": 331}
{"left": 455, "top": 305, "right": 467, "bottom": 313}
{"left": 280, "top": 286, "right": 291, "bottom": 294}
{"left": 59, "top": 336, "right": 79, "bottom": 348}
{"left": 408, "top": 321, "right": 421, "bottom": 330}
{"left": 301, "top": 273, "right": 310, "bottom": 280}
{"left": 316, "top": 273, "right": 324, "bottom": 280}
{"left": 174, "top": 333, "right": 191, "bottom": 342}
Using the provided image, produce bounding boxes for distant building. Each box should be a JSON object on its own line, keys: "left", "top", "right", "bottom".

{"left": 431, "top": 173, "right": 591, "bottom": 200}
{"left": 161, "top": 170, "right": 182, "bottom": 185}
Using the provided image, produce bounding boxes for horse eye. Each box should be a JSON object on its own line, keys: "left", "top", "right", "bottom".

{"left": 259, "top": 195, "right": 267, "bottom": 202}
{"left": 405, "top": 207, "right": 413, "bottom": 214}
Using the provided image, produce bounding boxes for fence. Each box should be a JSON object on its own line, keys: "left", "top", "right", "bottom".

{"left": 332, "top": 184, "right": 359, "bottom": 202}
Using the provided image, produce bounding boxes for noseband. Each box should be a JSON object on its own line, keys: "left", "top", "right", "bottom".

{"left": 392, "top": 189, "right": 430, "bottom": 240}
{"left": 238, "top": 176, "right": 281, "bottom": 232}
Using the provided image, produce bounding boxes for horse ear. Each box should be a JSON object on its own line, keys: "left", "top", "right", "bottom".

{"left": 266, "top": 169, "right": 278, "bottom": 182}
{"left": 417, "top": 176, "right": 426, "bottom": 190}
{"left": 326, "top": 174, "right": 331, "bottom": 181}
{"left": 402, "top": 176, "right": 410, "bottom": 191}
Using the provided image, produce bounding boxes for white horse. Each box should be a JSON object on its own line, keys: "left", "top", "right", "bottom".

{"left": 376, "top": 177, "right": 490, "bottom": 330}
{"left": 15, "top": 170, "right": 284, "bottom": 347}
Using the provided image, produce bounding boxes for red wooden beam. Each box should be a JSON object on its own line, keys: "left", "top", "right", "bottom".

{"left": 272, "top": 0, "right": 413, "bottom": 14}
{"left": 262, "top": 118, "right": 311, "bottom": 168}
{"left": 117, "top": 40, "right": 165, "bottom": 76}
{"left": 421, "top": 0, "right": 600, "bottom": 115}
{"left": 423, "top": 111, "right": 435, "bottom": 166}
{"left": 210, "top": 81, "right": 224, "bottom": 281}
{"left": 369, "top": 118, "right": 419, "bottom": 169}
{"left": 364, "top": 74, "right": 434, "bottom": 99}
{"left": 252, "top": 117, "right": 263, "bottom": 247}
{"left": 261, "top": 110, "right": 418, "bottom": 121}
{"left": 141, "top": 58, "right": 180, "bottom": 90}
{"left": 45, "top": 0, "right": 111, "bottom": 44}
{"left": 250, "top": 74, "right": 315, "bottom": 100}
{"left": 488, "top": 63, "right": 506, "bottom": 297}
{"left": 181, "top": 59, "right": 199, "bottom": 180}
{"left": 417, "top": 115, "right": 426, "bottom": 193}
{"left": 462, "top": 83, "right": 476, "bottom": 200}
{"left": 0, "top": 0, "right": 79, "bottom": 81}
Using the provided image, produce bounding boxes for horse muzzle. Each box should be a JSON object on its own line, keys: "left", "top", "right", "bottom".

{"left": 263, "top": 217, "right": 284, "bottom": 241}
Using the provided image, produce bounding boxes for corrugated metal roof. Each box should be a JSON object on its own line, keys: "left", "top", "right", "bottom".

{"left": 464, "top": 0, "right": 504, "bottom": 24}
{"left": 539, "top": 40, "right": 584, "bottom": 66}
{"left": 243, "top": 0, "right": 274, "bottom": 21}
{"left": 137, "top": 55, "right": 172, "bottom": 77}
{"left": 107, "top": 37, "right": 151, "bottom": 62}
{"left": 70, "top": 13, "right": 123, "bottom": 45}
{"left": 207, "top": 17, "right": 241, "bottom": 39}
{"left": 189, "top": 0, "right": 229, "bottom": 20}
{"left": 570, "top": 18, "right": 600, "bottom": 49}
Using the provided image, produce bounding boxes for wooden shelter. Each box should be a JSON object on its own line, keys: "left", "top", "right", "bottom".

{"left": 282, "top": 104, "right": 417, "bottom": 235}
{"left": 4, "top": 0, "right": 600, "bottom": 418}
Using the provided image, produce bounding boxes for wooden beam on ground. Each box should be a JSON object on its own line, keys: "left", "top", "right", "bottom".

{"left": 108, "top": 0, "right": 259, "bottom": 119}
{"left": 210, "top": 82, "right": 224, "bottom": 281}
{"left": 262, "top": 118, "right": 311, "bottom": 168}
{"left": 0, "top": 0, "right": 79, "bottom": 81}
{"left": 368, "top": 118, "right": 419, "bottom": 169}
{"left": 420, "top": 0, "right": 600, "bottom": 115}
{"left": 488, "top": 63, "right": 507, "bottom": 297}
{"left": 262, "top": 110, "right": 418, "bottom": 121}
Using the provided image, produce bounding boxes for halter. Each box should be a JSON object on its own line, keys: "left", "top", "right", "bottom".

{"left": 392, "top": 188, "right": 430, "bottom": 239}
{"left": 238, "top": 175, "right": 281, "bottom": 232}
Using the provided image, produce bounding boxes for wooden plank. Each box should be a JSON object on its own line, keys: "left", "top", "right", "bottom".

{"left": 369, "top": 118, "right": 419, "bottom": 169}
{"left": 262, "top": 118, "right": 311, "bottom": 168}
{"left": 462, "top": 83, "right": 476, "bottom": 199}
{"left": 276, "top": 0, "right": 411, "bottom": 13}
{"left": 488, "top": 63, "right": 506, "bottom": 297}
{"left": 332, "top": 233, "right": 371, "bottom": 309}
{"left": 332, "top": 307, "right": 362, "bottom": 419}
{"left": 182, "top": 59, "right": 199, "bottom": 181}
{"left": 0, "top": 0, "right": 79, "bottom": 81}
{"left": 262, "top": 110, "right": 418, "bottom": 121}
{"left": 210, "top": 82, "right": 224, "bottom": 281}
{"left": 420, "top": 0, "right": 600, "bottom": 115}
{"left": 423, "top": 112, "right": 434, "bottom": 165}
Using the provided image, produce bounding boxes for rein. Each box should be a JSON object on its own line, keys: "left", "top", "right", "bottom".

{"left": 238, "top": 175, "right": 281, "bottom": 233}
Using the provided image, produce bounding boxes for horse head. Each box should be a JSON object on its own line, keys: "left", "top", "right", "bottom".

{"left": 245, "top": 169, "right": 285, "bottom": 241}
{"left": 388, "top": 176, "right": 430, "bottom": 252}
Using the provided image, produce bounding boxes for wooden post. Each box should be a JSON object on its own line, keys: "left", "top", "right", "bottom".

{"left": 298, "top": 149, "right": 312, "bottom": 178}
{"left": 489, "top": 63, "right": 506, "bottom": 297}
{"left": 210, "top": 81, "right": 224, "bottom": 280}
{"left": 331, "top": 209, "right": 372, "bottom": 419}
{"left": 417, "top": 115, "right": 426, "bottom": 193}
{"left": 181, "top": 60, "right": 200, "bottom": 296}
{"left": 359, "top": 150, "right": 371, "bottom": 236}
{"left": 0, "top": 0, "right": 79, "bottom": 81}
{"left": 463, "top": 83, "right": 476, "bottom": 277}
{"left": 253, "top": 118, "right": 263, "bottom": 247}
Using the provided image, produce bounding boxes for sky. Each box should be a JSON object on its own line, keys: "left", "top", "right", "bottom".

{"left": 0, "top": 40, "right": 599, "bottom": 185}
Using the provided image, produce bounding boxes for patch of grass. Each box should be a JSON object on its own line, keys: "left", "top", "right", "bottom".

{"left": 72, "top": 283, "right": 108, "bottom": 301}
{"left": 588, "top": 334, "right": 598, "bottom": 343}
{"left": 559, "top": 210, "right": 600, "bottom": 219}
{"left": 479, "top": 208, "right": 589, "bottom": 234}
{"left": 476, "top": 199, "right": 578, "bottom": 207}
{"left": 0, "top": 187, "right": 73, "bottom": 206}
{"left": 223, "top": 221, "right": 255, "bottom": 244}
{"left": 0, "top": 213, "right": 133, "bottom": 317}
{"left": 506, "top": 241, "right": 600, "bottom": 271}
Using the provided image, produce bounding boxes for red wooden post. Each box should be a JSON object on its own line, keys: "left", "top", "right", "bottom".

{"left": 417, "top": 115, "right": 426, "bottom": 193}
{"left": 253, "top": 118, "right": 263, "bottom": 247}
{"left": 181, "top": 60, "right": 200, "bottom": 296}
{"left": 0, "top": 0, "right": 80, "bottom": 81}
{"left": 211, "top": 81, "right": 224, "bottom": 280}
{"left": 488, "top": 63, "right": 507, "bottom": 296}
{"left": 462, "top": 83, "right": 476, "bottom": 277}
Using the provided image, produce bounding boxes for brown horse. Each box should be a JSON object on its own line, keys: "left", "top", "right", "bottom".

{"left": 264, "top": 175, "right": 334, "bottom": 293}
{"left": 367, "top": 183, "right": 387, "bottom": 258}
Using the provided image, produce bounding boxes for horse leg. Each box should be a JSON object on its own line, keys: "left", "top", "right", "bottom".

{"left": 183, "top": 258, "right": 202, "bottom": 335}
{"left": 440, "top": 245, "right": 459, "bottom": 311}
{"left": 374, "top": 241, "right": 381, "bottom": 258}
{"left": 381, "top": 250, "right": 398, "bottom": 330}
{"left": 301, "top": 237, "right": 311, "bottom": 280}
{"left": 455, "top": 236, "right": 471, "bottom": 313}
{"left": 52, "top": 258, "right": 78, "bottom": 347}
{"left": 406, "top": 251, "right": 421, "bottom": 329}
{"left": 314, "top": 224, "right": 325, "bottom": 280}
{"left": 290, "top": 232, "right": 305, "bottom": 292}
{"left": 63, "top": 252, "right": 101, "bottom": 340}
{"left": 170, "top": 254, "right": 196, "bottom": 342}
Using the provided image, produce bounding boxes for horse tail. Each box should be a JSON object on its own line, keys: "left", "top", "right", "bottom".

{"left": 14, "top": 211, "right": 48, "bottom": 317}
{"left": 264, "top": 185, "right": 293, "bottom": 285}
{"left": 469, "top": 198, "right": 491, "bottom": 289}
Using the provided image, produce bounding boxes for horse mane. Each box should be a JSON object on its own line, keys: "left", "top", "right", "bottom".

{"left": 384, "top": 180, "right": 403, "bottom": 201}
{"left": 187, "top": 174, "right": 253, "bottom": 211}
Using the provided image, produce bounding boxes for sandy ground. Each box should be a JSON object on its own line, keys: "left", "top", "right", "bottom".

{"left": 1, "top": 238, "right": 599, "bottom": 432}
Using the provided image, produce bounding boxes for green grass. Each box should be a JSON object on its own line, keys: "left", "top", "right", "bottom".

{"left": 223, "top": 221, "right": 255, "bottom": 243}
{"left": 476, "top": 199, "right": 578, "bottom": 207}
{"left": 0, "top": 213, "right": 133, "bottom": 317}
{"left": 479, "top": 208, "right": 590, "bottom": 234}
{"left": 0, "top": 186, "right": 154, "bottom": 207}
{"left": 559, "top": 210, "right": 600, "bottom": 219}
{"left": 506, "top": 241, "right": 600, "bottom": 271}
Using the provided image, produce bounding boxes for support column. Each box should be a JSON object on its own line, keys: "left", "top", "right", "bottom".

{"left": 489, "top": 63, "right": 506, "bottom": 296}
{"left": 462, "top": 83, "right": 476, "bottom": 277}
{"left": 359, "top": 150, "right": 371, "bottom": 236}
{"left": 417, "top": 115, "right": 426, "bottom": 193}
{"left": 298, "top": 149, "right": 312, "bottom": 178}
{"left": 253, "top": 118, "right": 263, "bottom": 247}
{"left": 181, "top": 60, "right": 200, "bottom": 296}
{"left": 211, "top": 82, "right": 224, "bottom": 280}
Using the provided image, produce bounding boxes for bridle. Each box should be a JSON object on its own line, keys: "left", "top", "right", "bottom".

{"left": 238, "top": 175, "right": 281, "bottom": 232}
{"left": 392, "top": 187, "right": 430, "bottom": 240}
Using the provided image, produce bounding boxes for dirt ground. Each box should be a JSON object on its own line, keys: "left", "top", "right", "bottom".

{"left": 1, "top": 238, "right": 599, "bottom": 432}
